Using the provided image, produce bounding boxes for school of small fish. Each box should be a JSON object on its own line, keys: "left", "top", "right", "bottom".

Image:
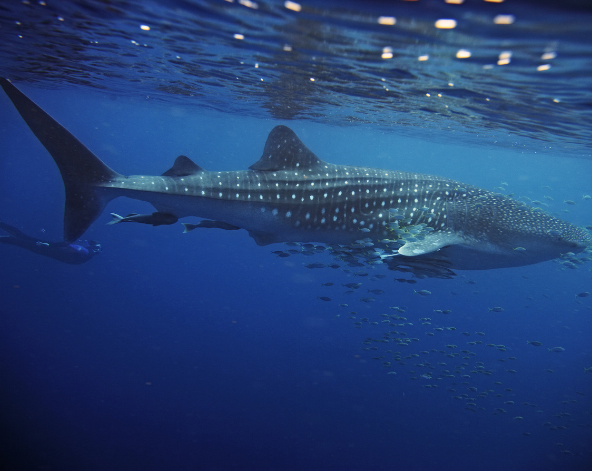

{"left": 270, "top": 184, "right": 592, "bottom": 459}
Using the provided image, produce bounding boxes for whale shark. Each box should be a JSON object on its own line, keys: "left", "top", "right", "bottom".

{"left": 1, "top": 77, "right": 590, "bottom": 276}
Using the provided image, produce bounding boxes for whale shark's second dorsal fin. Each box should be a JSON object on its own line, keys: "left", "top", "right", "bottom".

{"left": 162, "top": 155, "right": 205, "bottom": 177}
{"left": 249, "top": 125, "right": 326, "bottom": 172}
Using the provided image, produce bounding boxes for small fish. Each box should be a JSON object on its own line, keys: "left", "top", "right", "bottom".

{"left": 527, "top": 340, "right": 543, "bottom": 346}
{"left": 343, "top": 283, "right": 362, "bottom": 289}
{"left": 414, "top": 290, "right": 432, "bottom": 296}
{"left": 367, "top": 289, "right": 385, "bottom": 295}
{"left": 488, "top": 307, "right": 505, "bottom": 312}
{"left": 108, "top": 211, "right": 178, "bottom": 226}
{"left": 305, "top": 263, "right": 326, "bottom": 269}
{"left": 564, "top": 200, "right": 576, "bottom": 205}
{"left": 576, "top": 292, "right": 590, "bottom": 298}
{"left": 360, "top": 297, "right": 376, "bottom": 303}
{"left": 513, "top": 247, "right": 526, "bottom": 252}
{"left": 548, "top": 347, "right": 565, "bottom": 352}
{"left": 321, "top": 282, "right": 334, "bottom": 287}
{"left": 317, "top": 296, "right": 331, "bottom": 302}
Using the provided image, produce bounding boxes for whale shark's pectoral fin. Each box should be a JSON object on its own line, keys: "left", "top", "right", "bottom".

{"left": 397, "top": 233, "right": 465, "bottom": 257}
{"left": 248, "top": 231, "right": 281, "bottom": 246}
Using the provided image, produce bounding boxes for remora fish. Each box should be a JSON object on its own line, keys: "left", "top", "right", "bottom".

{"left": 1, "top": 78, "right": 590, "bottom": 272}
{"left": 107, "top": 212, "right": 178, "bottom": 226}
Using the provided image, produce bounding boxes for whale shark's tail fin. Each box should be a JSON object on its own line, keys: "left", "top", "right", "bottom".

{"left": 0, "top": 78, "right": 121, "bottom": 242}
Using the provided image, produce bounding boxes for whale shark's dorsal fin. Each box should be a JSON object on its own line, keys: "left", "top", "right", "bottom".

{"left": 162, "top": 155, "right": 205, "bottom": 177}
{"left": 249, "top": 125, "right": 326, "bottom": 172}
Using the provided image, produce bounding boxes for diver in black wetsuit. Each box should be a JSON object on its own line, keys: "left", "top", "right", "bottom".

{"left": 0, "top": 221, "right": 101, "bottom": 264}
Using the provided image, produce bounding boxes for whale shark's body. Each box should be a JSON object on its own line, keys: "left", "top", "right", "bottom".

{"left": 1, "top": 77, "right": 590, "bottom": 275}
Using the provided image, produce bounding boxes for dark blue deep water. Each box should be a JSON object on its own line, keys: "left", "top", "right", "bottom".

{"left": 1, "top": 1, "right": 591, "bottom": 470}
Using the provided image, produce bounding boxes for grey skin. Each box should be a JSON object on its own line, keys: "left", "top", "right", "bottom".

{"left": 1, "top": 77, "right": 590, "bottom": 274}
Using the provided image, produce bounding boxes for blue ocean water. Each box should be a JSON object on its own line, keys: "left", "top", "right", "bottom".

{"left": 1, "top": 1, "right": 592, "bottom": 470}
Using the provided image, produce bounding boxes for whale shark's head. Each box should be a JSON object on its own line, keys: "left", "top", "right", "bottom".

{"left": 554, "top": 225, "right": 592, "bottom": 251}
{"left": 431, "top": 192, "right": 592, "bottom": 271}
{"left": 515, "top": 223, "right": 591, "bottom": 259}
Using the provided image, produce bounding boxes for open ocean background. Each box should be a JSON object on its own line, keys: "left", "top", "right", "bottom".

{"left": 0, "top": 1, "right": 591, "bottom": 470}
